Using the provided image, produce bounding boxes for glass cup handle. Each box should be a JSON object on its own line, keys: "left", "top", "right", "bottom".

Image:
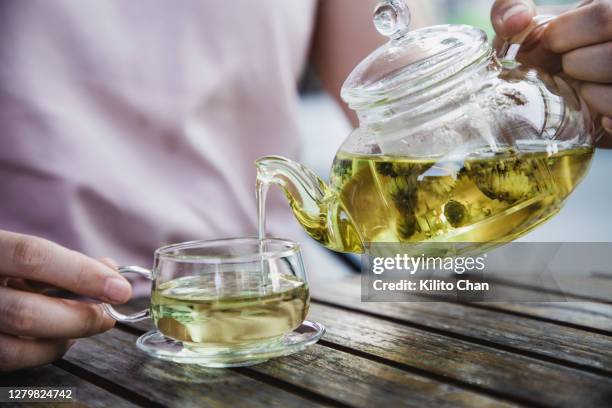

{"left": 498, "top": 14, "right": 556, "bottom": 64}
{"left": 102, "top": 266, "right": 152, "bottom": 322}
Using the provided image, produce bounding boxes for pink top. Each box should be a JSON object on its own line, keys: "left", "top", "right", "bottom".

{"left": 0, "top": 0, "right": 318, "bottom": 266}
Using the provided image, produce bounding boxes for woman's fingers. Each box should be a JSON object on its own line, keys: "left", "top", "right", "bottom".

{"left": 0, "top": 333, "right": 72, "bottom": 372}
{"left": 490, "top": 0, "right": 562, "bottom": 71}
{"left": 543, "top": 1, "right": 612, "bottom": 53}
{"left": 562, "top": 41, "right": 612, "bottom": 83}
{"left": 0, "top": 286, "right": 115, "bottom": 339}
{"left": 491, "top": 0, "right": 537, "bottom": 39}
{"left": 517, "top": 40, "right": 562, "bottom": 74}
{"left": 0, "top": 233, "right": 121, "bottom": 373}
{"left": 580, "top": 83, "right": 612, "bottom": 117}
{"left": 603, "top": 117, "right": 612, "bottom": 133}
{"left": 599, "top": 117, "right": 612, "bottom": 147}
{"left": 0, "top": 230, "right": 131, "bottom": 303}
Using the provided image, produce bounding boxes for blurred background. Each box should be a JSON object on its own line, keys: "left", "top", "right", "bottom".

{"left": 298, "top": 0, "right": 612, "bottom": 245}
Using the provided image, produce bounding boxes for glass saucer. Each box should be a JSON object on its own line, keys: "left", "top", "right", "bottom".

{"left": 136, "top": 320, "right": 325, "bottom": 368}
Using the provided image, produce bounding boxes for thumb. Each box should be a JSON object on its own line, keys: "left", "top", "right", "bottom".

{"left": 491, "top": 0, "right": 536, "bottom": 40}
{"left": 602, "top": 117, "right": 612, "bottom": 136}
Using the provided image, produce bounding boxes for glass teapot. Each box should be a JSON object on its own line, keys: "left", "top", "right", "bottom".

{"left": 256, "top": 0, "right": 598, "bottom": 254}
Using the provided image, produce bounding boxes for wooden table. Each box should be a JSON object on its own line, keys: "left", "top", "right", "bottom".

{"left": 2, "top": 272, "right": 612, "bottom": 408}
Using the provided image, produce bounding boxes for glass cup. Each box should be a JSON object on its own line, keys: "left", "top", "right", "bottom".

{"left": 103, "top": 238, "right": 325, "bottom": 367}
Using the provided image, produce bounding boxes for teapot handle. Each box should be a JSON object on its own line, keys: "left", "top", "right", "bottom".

{"left": 498, "top": 14, "right": 556, "bottom": 64}
{"left": 498, "top": 13, "right": 607, "bottom": 143}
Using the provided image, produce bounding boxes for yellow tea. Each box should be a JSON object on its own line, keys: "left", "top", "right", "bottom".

{"left": 151, "top": 273, "right": 309, "bottom": 347}
{"left": 287, "top": 146, "right": 593, "bottom": 252}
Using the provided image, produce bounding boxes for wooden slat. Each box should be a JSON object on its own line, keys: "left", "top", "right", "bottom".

{"left": 334, "top": 253, "right": 612, "bottom": 329}
{"left": 243, "top": 343, "right": 518, "bottom": 408}
{"left": 312, "top": 278, "right": 612, "bottom": 375}
{"left": 371, "top": 279, "right": 612, "bottom": 333}
{"left": 439, "top": 278, "right": 612, "bottom": 333}
{"left": 367, "top": 275, "right": 612, "bottom": 333}
{"left": 0, "top": 365, "right": 138, "bottom": 408}
{"left": 472, "top": 301, "right": 612, "bottom": 334}
{"left": 123, "top": 299, "right": 612, "bottom": 407}
{"left": 62, "top": 329, "right": 321, "bottom": 408}
{"left": 308, "top": 303, "right": 612, "bottom": 408}
{"left": 485, "top": 275, "right": 612, "bottom": 303}
{"left": 119, "top": 303, "right": 519, "bottom": 407}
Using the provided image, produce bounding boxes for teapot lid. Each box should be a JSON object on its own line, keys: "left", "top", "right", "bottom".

{"left": 341, "top": 0, "right": 491, "bottom": 111}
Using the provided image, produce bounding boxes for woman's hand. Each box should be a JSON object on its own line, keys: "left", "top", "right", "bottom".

{"left": 0, "top": 230, "right": 131, "bottom": 372}
{"left": 491, "top": 0, "right": 612, "bottom": 138}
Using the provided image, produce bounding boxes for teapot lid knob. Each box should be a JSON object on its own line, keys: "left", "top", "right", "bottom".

{"left": 373, "top": 0, "right": 411, "bottom": 40}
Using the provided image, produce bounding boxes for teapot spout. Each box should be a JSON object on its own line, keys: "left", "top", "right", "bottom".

{"left": 255, "top": 156, "right": 362, "bottom": 253}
